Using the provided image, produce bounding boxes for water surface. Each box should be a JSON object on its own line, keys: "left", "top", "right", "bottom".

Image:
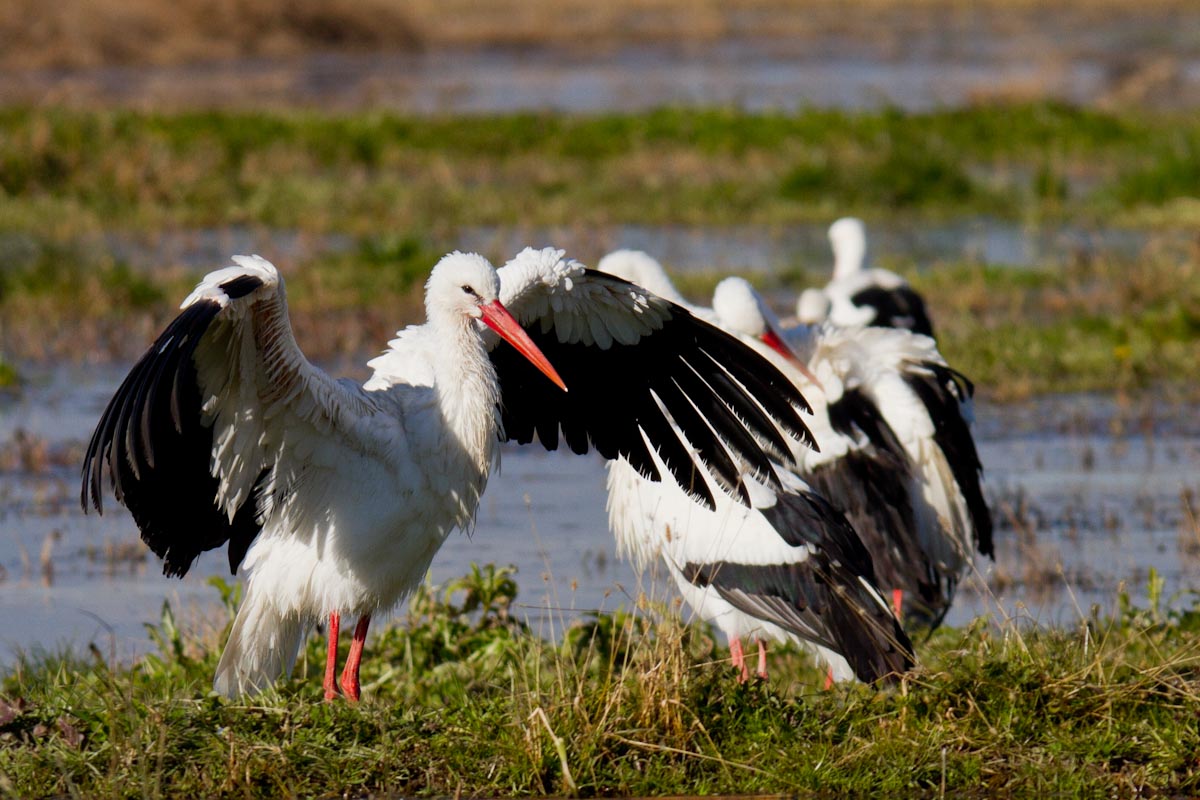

{"left": 2, "top": 364, "right": 1197, "bottom": 668}
{"left": 4, "top": 35, "right": 1200, "bottom": 112}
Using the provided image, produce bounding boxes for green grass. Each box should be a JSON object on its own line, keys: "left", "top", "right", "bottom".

{"left": 1, "top": 102, "right": 1199, "bottom": 394}
{"left": 911, "top": 256, "right": 1200, "bottom": 398}
{"left": 1, "top": 103, "right": 1199, "bottom": 234}
{"left": 0, "top": 356, "right": 17, "bottom": 389}
{"left": 2, "top": 567, "right": 1199, "bottom": 797}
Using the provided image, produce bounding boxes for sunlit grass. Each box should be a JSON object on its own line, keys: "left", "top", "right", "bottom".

{"left": 1, "top": 566, "right": 1198, "bottom": 797}
{"left": 2, "top": 104, "right": 1199, "bottom": 235}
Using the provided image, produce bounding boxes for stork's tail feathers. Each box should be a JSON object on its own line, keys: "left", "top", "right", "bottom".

{"left": 213, "top": 595, "right": 307, "bottom": 698}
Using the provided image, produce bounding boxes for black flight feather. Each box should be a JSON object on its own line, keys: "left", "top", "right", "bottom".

{"left": 491, "top": 276, "right": 814, "bottom": 510}
{"left": 81, "top": 293, "right": 265, "bottom": 578}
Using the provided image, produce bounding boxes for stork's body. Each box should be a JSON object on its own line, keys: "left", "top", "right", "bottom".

{"left": 798, "top": 217, "right": 935, "bottom": 338}
{"left": 608, "top": 451, "right": 913, "bottom": 684}
{"left": 83, "top": 248, "right": 814, "bottom": 699}
{"left": 598, "top": 251, "right": 914, "bottom": 684}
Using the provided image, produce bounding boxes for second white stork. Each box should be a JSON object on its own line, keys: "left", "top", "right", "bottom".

{"left": 597, "top": 250, "right": 915, "bottom": 685}
{"left": 82, "top": 247, "right": 814, "bottom": 700}
{"left": 802, "top": 217, "right": 935, "bottom": 338}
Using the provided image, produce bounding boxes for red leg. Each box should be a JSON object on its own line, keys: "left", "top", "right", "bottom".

{"left": 755, "top": 639, "right": 769, "bottom": 680}
{"left": 729, "top": 638, "right": 750, "bottom": 683}
{"left": 892, "top": 588, "right": 904, "bottom": 619}
{"left": 823, "top": 666, "right": 834, "bottom": 691}
{"left": 339, "top": 614, "right": 371, "bottom": 702}
{"left": 323, "top": 611, "right": 341, "bottom": 701}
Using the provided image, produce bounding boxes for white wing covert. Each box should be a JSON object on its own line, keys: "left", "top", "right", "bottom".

{"left": 490, "top": 247, "right": 817, "bottom": 511}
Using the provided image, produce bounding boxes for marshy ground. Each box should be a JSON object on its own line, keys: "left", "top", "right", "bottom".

{"left": 2, "top": 3, "right": 1200, "bottom": 796}
{"left": 2, "top": 564, "right": 1199, "bottom": 797}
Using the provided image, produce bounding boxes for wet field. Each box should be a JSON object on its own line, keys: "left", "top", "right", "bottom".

{"left": 5, "top": 24, "right": 1200, "bottom": 113}
{"left": 2, "top": 360, "right": 1197, "bottom": 666}
{"left": 52, "top": 216, "right": 1178, "bottom": 281}
{"left": 2, "top": 1, "right": 1198, "bottom": 669}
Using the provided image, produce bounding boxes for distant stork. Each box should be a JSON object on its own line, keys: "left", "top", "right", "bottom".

{"left": 798, "top": 217, "right": 935, "bottom": 338}
{"left": 598, "top": 250, "right": 915, "bottom": 684}
{"left": 82, "top": 247, "right": 814, "bottom": 700}
{"left": 711, "top": 275, "right": 992, "bottom": 629}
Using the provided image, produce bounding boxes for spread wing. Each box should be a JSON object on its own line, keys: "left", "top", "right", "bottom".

{"left": 491, "top": 247, "right": 816, "bottom": 511}
{"left": 81, "top": 255, "right": 372, "bottom": 577}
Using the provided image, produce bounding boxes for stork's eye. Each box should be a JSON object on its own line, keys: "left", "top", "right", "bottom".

{"left": 461, "top": 285, "right": 479, "bottom": 298}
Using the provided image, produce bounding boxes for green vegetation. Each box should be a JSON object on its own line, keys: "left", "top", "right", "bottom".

{"left": 2, "top": 229, "right": 1198, "bottom": 399}
{"left": 0, "top": 356, "right": 17, "bottom": 389}
{"left": 900, "top": 254, "right": 1200, "bottom": 399}
{"left": 1, "top": 103, "right": 1199, "bottom": 234}
{"left": 2, "top": 566, "right": 1198, "bottom": 797}
{"left": 1, "top": 103, "right": 1198, "bottom": 395}
{"left": 628, "top": 251, "right": 1200, "bottom": 400}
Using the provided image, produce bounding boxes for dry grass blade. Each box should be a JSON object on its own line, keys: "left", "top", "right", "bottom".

{"left": 606, "top": 733, "right": 771, "bottom": 777}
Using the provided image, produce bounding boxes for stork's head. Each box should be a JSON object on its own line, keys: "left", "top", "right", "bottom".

{"left": 426, "top": 252, "right": 566, "bottom": 391}
{"left": 828, "top": 216, "right": 867, "bottom": 280}
{"left": 796, "top": 288, "right": 830, "bottom": 325}
{"left": 712, "top": 276, "right": 822, "bottom": 390}
{"left": 712, "top": 277, "right": 768, "bottom": 338}
{"left": 596, "top": 249, "right": 688, "bottom": 305}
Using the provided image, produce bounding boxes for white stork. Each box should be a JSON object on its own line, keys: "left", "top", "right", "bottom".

{"left": 597, "top": 250, "right": 915, "bottom": 684}
{"left": 711, "top": 275, "right": 993, "bottom": 629}
{"left": 800, "top": 217, "right": 935, "bottom": 338}
{"left": 81, "top": 247, "right": 815, "bottom": 700}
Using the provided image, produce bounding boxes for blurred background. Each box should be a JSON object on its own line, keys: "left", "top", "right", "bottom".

{"left": 4, "top": 0, "right": 1200, "bottom": 110}
{"left": 1, "top": 0, "right": 1198, "bottom": 665}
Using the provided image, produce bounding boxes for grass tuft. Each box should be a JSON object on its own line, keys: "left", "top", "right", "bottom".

{"left": 2, "top": 566, "right": 1198, "bottom": 797}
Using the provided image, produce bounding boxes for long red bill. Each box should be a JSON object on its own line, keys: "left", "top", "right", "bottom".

{"left": 760, "top": 329, "right": 824, "bottom": 392}
{"left": 480, "top": 300, "right": 568, "bottom": 392}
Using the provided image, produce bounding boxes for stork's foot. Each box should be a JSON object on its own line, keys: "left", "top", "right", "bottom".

{"left": 338, "top": 614, "right": 371, "bottom": 703}
{"left": 323, "top": 611, "right": 341, "bottom": 701}
{"left": 730, "top": 638, "right": 750, "bottom": 683}
{"left": 755, "top": 639, "right": 769, "bottom": 681}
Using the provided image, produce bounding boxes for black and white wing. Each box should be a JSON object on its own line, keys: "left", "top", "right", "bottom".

{"left": 491, "top": 247, "right": 816, "bottom": 510}
{"left": 808, "top": 386, "right": 946, "bottom": 625}
{"left": 849, "top": 284, "right": 935, "bottom": 337}
{"left": 833, "top": 325, "right": 993, "bottom": 571}
{"left": 825, "top": 268, "right": 935, "bottom": 337}
{"left": 81, "top": 255, "right": 372, "bottom": 577}
{"left": 678, "top": 473, "right": 915, "bottom": 685}
{"left": 903, "top": 360, "right": 993, "bottom": 560}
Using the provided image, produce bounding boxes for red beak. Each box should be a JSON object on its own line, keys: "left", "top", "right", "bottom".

{"left": 760, "top": 329, "right": 824, "bottom": 392}
{"left": 480, "top": 300, "right": 568, "bottom": 392}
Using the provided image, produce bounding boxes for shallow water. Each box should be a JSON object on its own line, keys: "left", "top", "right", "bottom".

{"left": 459, "top": 219, "right": 1168, "bottom": 274}
{"left": 2, "top": 364, "right": 1198, "bottom": 668}
{"left": 4, "top": 34, "right": 1200, "bottom": 112}
{"left": 3, "top": 218, "right": 1176, "bottom": 287}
